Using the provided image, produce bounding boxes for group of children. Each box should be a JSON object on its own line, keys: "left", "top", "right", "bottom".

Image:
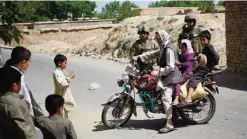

{"left": 0, "top": 47, "right": 77, "bottom": 139}
{"left": 172, "top": 30, "right": 219, "bottom": 106}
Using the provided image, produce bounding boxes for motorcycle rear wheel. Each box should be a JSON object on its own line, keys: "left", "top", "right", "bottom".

{"left": 101, "top": 98, "right": 133, "bottom": 129}
{"left": 179, "top": 93, "right": 216, "bottom": 124}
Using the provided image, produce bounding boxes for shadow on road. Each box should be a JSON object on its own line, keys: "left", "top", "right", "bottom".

{"left": 92, "top": 118, "right": 188, "bottom": 132}
{"left": 214, "top": 69, "right": 247, "bottom": 91}
{"left": 92, "top": 121, "right": 110, "bottom": 132}
{"left": 101, "top": 102, "right": 143, "bottom": 107}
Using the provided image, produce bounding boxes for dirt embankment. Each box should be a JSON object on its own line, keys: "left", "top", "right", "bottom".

{"left": 20, "top": 13, "right": 226, "bottom": 66}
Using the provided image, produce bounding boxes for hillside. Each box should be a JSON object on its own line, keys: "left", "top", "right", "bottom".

{"left": 21, "top": 13, "right": 226, "bottom": 66}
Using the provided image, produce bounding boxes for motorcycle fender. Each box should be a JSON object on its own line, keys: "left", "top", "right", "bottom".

{"left": 204, "top": 86, "right": 218, "bottom": 95}
{"left": 215, "top": 85, "right": 220, "bottom": 94}
{"left": 105, "top": 93, "right": 137, "bottom": 117}
{"left": 105, "top": 93, "right": 122, "bottom": 105}
{"left": 129, "top": 96, "right": 137, "bottom": 117}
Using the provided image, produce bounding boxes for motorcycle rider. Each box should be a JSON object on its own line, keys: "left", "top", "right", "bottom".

{"left": 129, "top": 25, "right": 158, "bottom": 61}
{"left": 132, "top": 29, "right": 181, "bottom": 133}
{"left": 178, "top": 13, "right": 203, "bottom": 55}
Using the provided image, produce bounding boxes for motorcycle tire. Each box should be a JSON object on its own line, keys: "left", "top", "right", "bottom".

{"left": 179, "top": 93, "right": 216, "bottom": 124}
{"left": 101, "top": 98, "right": 133, "bottom": 129}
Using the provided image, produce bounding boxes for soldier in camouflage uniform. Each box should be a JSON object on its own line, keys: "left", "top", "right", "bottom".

{"left": 129, "top": 26, "right": 158, "bottom": 60}
{"left": 178, "top": 13, "right": 203, "bottom": 55}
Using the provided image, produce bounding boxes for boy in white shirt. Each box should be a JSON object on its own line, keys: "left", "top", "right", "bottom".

{"left": 53, "top": 54, "right": 76, "bottom": 118}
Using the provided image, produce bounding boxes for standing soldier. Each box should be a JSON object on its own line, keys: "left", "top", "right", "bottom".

{"left": 129, "top": 26, "right": 158, "bottom": 60}
{"left": 178, "top": 13, "right": 203, "bottom": 55}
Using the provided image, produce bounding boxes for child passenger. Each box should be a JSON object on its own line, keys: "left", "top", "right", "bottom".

{"left": 172, "top": 39, "right": 195, "bottom": 105}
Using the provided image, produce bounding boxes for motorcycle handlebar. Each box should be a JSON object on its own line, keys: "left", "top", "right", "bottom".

{"left": 130, "top": 57, "right": 146, "bottom": 71}
{"left": 205, "top": 68, "right": 224, "bottom": 78}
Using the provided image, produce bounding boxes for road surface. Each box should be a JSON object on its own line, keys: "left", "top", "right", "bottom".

{"left": 2, "top": 48, "right": 247, "bottom": 139}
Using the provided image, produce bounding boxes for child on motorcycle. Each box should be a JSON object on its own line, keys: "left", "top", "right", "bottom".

{"left": 172, "top": 39, "right": 195, "bottom": 105}
{"left": 180, "top": 30, "right": 219, "bottom": 106}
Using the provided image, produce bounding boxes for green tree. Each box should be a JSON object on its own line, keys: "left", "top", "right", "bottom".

{"left": 81, "top": 1, "right": 97, "bottom": 18}
{"left": 0, "top": 1, "right": 23, "bottom": 45}
{"left": 55, "top": 1, "right": 72, "bottom": 20}
{"left": 17, "top": 1, "right": 96, "bottom": 22}
{"left": 100, "top": 1, "right": 121, "bottom": 19}
{"left": 36, "top": 1, "right": 57, "bottom": 20}
{"left": 69, "top": 1, "right": 96, "bottom": 20}
{"left": 148, "top": 0, "right": 216, "bottom": 7}
{"left": 92, "top": 11, "right": 98, "bottom": 18}
{"left": 148, "top": 0, "right": 221, "bottom": 13}
{"left": 117, "top": 1, "right": 139, "bottom": 21}
{"left": 198, "top": 2, "right": 218, "bottom": 13}
{"left": 99, "top": 1, "right": 140, "bottom": 22}
{"left": 217, "top": 1, "right": 224, "bottom": 6}
{"left": 18, "top": 1, "right": 51, "bottom": 22}
{"left": 0, "top": 1, "right": 20, "bottom": 25}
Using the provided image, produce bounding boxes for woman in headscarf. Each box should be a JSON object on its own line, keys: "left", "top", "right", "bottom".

{"left": 172, "top": 39, "right": 195, "bottom": 105}
{"left": 132, "top": 29, "right": 181, "bottom": 134}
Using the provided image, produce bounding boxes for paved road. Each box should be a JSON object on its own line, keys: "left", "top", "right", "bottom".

{"left": 2, "top": 49, "right": 247, "bottom": 139}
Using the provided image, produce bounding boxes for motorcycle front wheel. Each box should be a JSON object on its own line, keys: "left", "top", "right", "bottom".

{"left": 101, "top": 98, "right": 133, "bottom": 129}
{"left": 179, "top": 93, "right": 216, "bottom": 124}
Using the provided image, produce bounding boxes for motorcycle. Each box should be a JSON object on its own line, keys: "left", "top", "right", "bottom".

{"left": 101, "top": 60, "right": 222, "bottom": 129}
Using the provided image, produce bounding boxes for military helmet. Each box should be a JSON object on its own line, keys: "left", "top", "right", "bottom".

{"left": 184, "top": 13, "right": 196, "bottom": 22}
{"left": 138, "top": 26, "right": 150, "bottom": 34}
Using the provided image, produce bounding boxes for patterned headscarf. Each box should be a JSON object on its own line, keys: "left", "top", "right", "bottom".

{"left": 181, "top": 39, "right": 194, "bottom": 54}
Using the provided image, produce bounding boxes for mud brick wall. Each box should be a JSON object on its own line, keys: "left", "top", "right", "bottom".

{"left": 225, "top": 1, "right": 247, "bottom": 73}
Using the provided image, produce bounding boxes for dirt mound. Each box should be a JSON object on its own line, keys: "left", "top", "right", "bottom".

{"left": 21, "top": 13, "right": 226, "bottom": 66}
{"left": 28, "top": 40, "right": 76, "bottom": 54}
{"left": 99, "top": 13, "right": 226, "bottom": 66}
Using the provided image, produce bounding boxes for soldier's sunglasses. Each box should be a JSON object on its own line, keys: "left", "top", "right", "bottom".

{"left": 185, "top": 19, "right": 194, "bottom": 23}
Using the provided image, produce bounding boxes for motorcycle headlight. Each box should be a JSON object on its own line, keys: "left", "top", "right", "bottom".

{"left": 117, "top": 79, "right": 124, "bottom": 87}
{"left": 117, "top": 74, "right": 129, "bottom": 87}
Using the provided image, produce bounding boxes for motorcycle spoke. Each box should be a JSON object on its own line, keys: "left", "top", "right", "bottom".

{"left": 202, "top": 106, "right": 210, "bottom": 112}
{"left": 121, "top": 109, "right": 130, "bottom": 116}
{"left": 185, "top": 97, "right": 212, "bottom": 121}
{"left": 106, "top": 112, "right": 124, "bottom": 126}
{"left": 106, "top": 108, "right": 118, "bottom": 120}
{"left": 104, "top": 102, "right": 131, "bottom": 127}
{"left": 201, "top": 100, "right": 211, "bottom": 113}
{"left": 192, "top": 112, "right": 195, "bottom": 119}
{"left": 197, "top": 111, "right": 202, "bottom": 119}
